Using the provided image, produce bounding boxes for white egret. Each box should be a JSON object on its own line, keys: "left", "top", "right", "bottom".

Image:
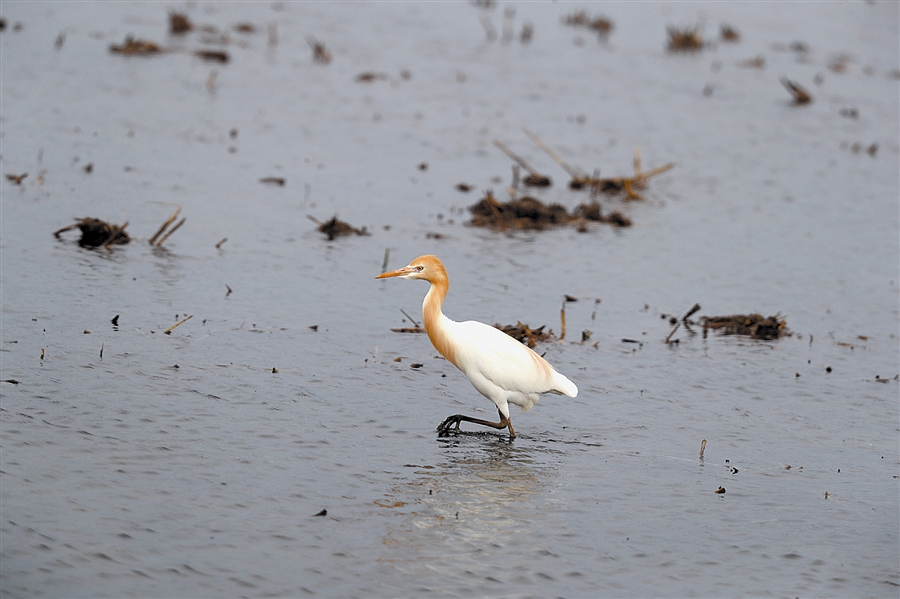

{"left": 377, "top": 255, "right": 577, "bottom": 439}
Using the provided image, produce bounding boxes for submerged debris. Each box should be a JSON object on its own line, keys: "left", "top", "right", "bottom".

{"left": 308, "top": 215, "right": 369, "bottom": 240}
{"left": 54, "top": 218, "right": 130, "bottom": 248}
{"left": 495, "top": 322, "right": 553, "bottom": 348}
{"left": 738, "top": 55, "right": 765, "bottom": 69}
{"left": 667, "top": 26, "right": 705, "bottom": 52}
{"left": 109, "top": 36, "right": 162, "bottom": 56}
{"left": 702, "top": 314, "right": 787, "bottom": 340}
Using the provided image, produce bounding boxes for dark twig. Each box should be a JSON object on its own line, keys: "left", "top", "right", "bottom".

{"left": 665, "top": 303, "right": 701, "bottom": 343}
{"left": 400, "top": 308, "right": 420, "bottom": 328}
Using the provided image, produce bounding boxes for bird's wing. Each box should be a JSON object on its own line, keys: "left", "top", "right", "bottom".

{"left": 449, "top": 319, "right": 561, "bottom": 395}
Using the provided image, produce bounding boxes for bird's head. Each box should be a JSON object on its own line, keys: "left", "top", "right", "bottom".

{"left": 376, "top": 254, "right": 447, "bottom": 283}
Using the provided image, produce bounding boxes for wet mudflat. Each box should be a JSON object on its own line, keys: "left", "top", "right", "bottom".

{"left": 1, "top": 2, "right": 898, "bottom": 597}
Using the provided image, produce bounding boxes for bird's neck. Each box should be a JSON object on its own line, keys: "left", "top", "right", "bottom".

{"left": 422, "top": 275, "right": 459, "bottom": 367}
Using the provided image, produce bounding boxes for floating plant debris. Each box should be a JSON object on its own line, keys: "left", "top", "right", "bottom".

{"left": 194, "top": 50, "right": 229, "bottom": 63}
{"left": 573, "top": 202, "right": 632, "bottom": 227}
{"left": 356, "top": 72, "right": 389, "bottom": 82}
{"left": 702, "top": 314, "right": 787, "bottom": 340}
{"left": 781, "top": 78, "right": 812, "bottom": 105}
{"left": 109, "top": 36, "right": 162, "bottom": 55}
{"left": 522, "top": 129, "right": 672, "bottom": 199}
{"left": 53, "top": 218, "right": 130, "bottom": 248}
{"left": 468, "top": 192, "right": 568, "bottom": 231}
{"left": 494, "top": 322, "right": 553, "bottom": 348}
{"left": 169, "top": 12, "right": 193, "bottom": 34}
{"left": 720, "top": 24, "right": 740, "bottom": 42}
{"left": 468, "top": 191, "right": 634, "bottom": 231}
{"left": 738, "top": 56, "right": 765, "bottom": 69}
{"left": 667, "top": 26, "right": 705, "bottom": 52}
{"left": 307, "top": 37, "right": 331, "bottom": 64}
{"left": 307, "top": 215, "right": 369, "bottom": 240}
{"left": 563, "top": 11, "right": 613, "bottom": 38}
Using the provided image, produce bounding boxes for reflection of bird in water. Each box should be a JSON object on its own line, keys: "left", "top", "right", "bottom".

{"left": 377, "top": 255, "right": 577, "bottom": 439}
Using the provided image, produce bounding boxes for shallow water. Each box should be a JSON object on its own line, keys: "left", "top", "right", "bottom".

{"left": 1, "top": 1, "right": 898, "bottom": 597}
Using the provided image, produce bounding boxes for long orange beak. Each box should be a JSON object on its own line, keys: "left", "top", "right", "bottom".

{"left": 376, "top": 265, "right": 413, "bottom": 279}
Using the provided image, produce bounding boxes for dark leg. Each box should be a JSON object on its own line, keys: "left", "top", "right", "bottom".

{"left": 437, "top": 409, "right": 515, "bottom": 440}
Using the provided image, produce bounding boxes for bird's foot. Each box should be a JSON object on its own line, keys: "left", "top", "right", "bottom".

{"left": 436, "top": 414, "right": 465, "bottom": 436}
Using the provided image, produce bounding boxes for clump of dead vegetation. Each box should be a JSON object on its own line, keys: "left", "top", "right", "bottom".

{"left": 109, "top": 36, "right": 162, "bottom": 56}
{"left": 521, "top": 129, "right": 673, "bottom": 199}
{"left": 54, "top": 218, "right": 131, "bottom": 248}
{"left": 667, "top": 26, "right": 705, "bottom": 52}
{"left": 494, "top": 322, "right": 554, "bottom": 348}
{"left": 702, "top": 314, "right": 787, "bottom": 340}
{"left": 663, "top": 305, "right": 788, "bottom": 342}
{"left": 468, "top": 131, "right": 672, "bottom": 232}
{"left": 563, "top": 11, "right": 614, "bottom": 39}
{"left": 467, "top": 192, "right": 632, "bottom": 231}
{"left": 307, "top": 215, "right": 369, "bottom": 241}
{"left": 54, "top": 207, "right": 186, "bottom": 250}
{"left": 720, "top": 24, "right": 740, "bottom": 42}
{"left": 468, "top": 192, "right": 569, "bottom": 231}
{"left": 169, "top": 12, "right": 193, "bottom": 34}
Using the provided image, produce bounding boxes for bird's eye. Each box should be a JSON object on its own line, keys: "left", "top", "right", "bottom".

{"left": 415, "top": 265, "right": 424, "bottom": 271}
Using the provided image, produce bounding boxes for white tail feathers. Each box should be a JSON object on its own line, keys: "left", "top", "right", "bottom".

{"left": 553, "top": 371, "right": 578, "bottom": 397}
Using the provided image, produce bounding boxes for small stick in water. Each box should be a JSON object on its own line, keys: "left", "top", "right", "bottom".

{"left": 559, "top": 300, "right": 567, "bottom": 342}
{"left": 665, "top": 303, "right": 701, "bottom": 343}
{"left": 156, "top": 217, "right": 186, "bottom": 246}
{"left": 522, "top": 127, "right": 585, "bottom": 179}
{"left": 164, "top": 314, "right": 193, "bottom": 335}
{"left": 699, "top": 439, "right": 707, "bottom": 459}
{"left": 492, "top": 139, "right": 551, "bottom": 186}
{"left": 400, "top": 308, "right": 420, "bottom": 327}
{"left": 382, "top": 248, "right": 391, "bottom": 273}
{"left": 149, "top": 206, "right": 182, "bottom": 244}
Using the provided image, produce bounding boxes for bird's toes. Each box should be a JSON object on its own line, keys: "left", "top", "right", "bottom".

{"left": 436, "top": 414, "right": 463, "bottom": 435}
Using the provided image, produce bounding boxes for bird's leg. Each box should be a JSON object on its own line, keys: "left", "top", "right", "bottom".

{"left": 504, "top": 410, "right": 516, "bottom": 440}
{"left": 436, "top": 409, "right": 515, "bottom": 440}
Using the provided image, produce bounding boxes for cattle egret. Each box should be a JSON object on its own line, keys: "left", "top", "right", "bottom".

{"left": 376, "top": 255, "right": 577, "bottom": 439}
